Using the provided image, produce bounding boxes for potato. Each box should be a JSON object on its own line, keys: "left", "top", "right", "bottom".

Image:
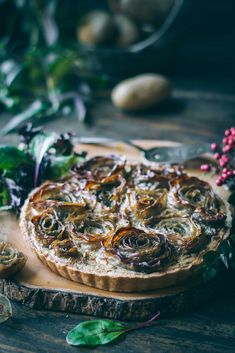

{"left": 111, "top": 74, "right": 172, "bottom": 111}
{"left": 114, "top": 14, "right": 139, "bottom": 47}
{"left": 77, "top": 11, "right": 117, "bottom": 46}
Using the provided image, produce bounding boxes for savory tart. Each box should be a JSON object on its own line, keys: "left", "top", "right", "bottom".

{"left": 20, "top": 155, "right": 232, "bottom": 292}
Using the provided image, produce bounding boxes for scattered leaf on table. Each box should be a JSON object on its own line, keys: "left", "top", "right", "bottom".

{"left": 66, "top": 311, "right": 161, "bottom": 347}
{"left": 66, "top": 319, "right": 126, "bottom": 347}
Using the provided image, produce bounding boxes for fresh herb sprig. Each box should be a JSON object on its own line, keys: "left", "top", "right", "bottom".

{"left": 66, "top": 311, "right": 160, "bottom": 347}
{"left": 0, "top": 124, "right": 85, "bottom": 214}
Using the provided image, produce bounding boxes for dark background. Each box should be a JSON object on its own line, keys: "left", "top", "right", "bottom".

{"left": 82, "top": 0, "right": 235, "bottom": 86}
{"left": 174, "top": 0, "right": 235, "bottom": 93}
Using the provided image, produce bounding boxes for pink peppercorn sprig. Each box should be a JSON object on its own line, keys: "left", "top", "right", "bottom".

{"left": 200, "top": 127, "right": 235, "bottom": 190}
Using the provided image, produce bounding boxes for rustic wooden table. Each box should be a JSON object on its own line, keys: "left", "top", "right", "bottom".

{"left": 1, "top": 0, "right": 235, "bottom": 345}
{"left": 1, "top": 72, "right": 235, "bottom": 353}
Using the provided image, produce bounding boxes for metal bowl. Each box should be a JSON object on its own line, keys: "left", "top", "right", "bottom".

{"left": 80, "top": 0, "right": 191, "bottom": 79}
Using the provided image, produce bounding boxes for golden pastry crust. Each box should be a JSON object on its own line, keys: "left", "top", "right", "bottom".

{"left": 20, "top": 156, "right": 232, "bottom": 292}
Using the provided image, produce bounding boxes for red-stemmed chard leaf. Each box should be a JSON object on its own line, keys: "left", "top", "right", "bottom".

{"left": 66, "top": 311, "right": 160, "bottom": 347}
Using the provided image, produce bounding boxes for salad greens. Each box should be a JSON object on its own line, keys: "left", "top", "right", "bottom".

{"left": 0, "top": 124, "right": 85, "bottom": 214}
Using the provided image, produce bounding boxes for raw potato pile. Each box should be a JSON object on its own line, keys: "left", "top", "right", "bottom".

{"left": 77, "top": 0, "right": 174, "bottom": 48}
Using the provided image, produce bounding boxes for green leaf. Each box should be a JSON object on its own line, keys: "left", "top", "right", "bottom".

{"left": 29, "top": 132, "right": 57, "bottom": 186}
{"left": 0, "top": 146, "right": 31, "bottom": 169}
{"left": 0, "top": 294, "right": 12, "bottom": 324}
{"left": 48, "top": 154, "right": 84, "bottom": 179}
{"left": 66, "top": 319, "right": 126, "bottom": 347}
{"left": 0, "top": 100, "right": 46, "bottom": 135}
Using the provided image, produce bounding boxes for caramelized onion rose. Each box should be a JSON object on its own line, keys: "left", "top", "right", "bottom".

{"left": 31, "top": 182, "right": 96, "bottom": 213}
{"left": 103, "top": 227, "right": 172, "bottom": 272}
{"left": 67, "top": 214, "right": 115, "bottom": 245}
{"left": 31, "top": 209, "right": 78, "bottom": 257}
{"left": 0, "top": 241, "right": 27, "bottom": 278}
{"left": 128, "top": 188, "right": 168, "bottom": 222}
{"left": 31, "top": 208, "right": 65, "bottom": 247}
{"left": 73, "top": 155, "right": 126, "bottom": 181}
{"left": 170, "top": 176, "right": 216, "bottom": 209}
{"left": 152, "top": 217, "right": 205, "bottom": 253}
{"left": 84, "top": 174, "right": 126, "bottom": 210}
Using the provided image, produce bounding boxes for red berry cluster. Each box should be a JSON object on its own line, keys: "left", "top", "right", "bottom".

{"left": 200, "top": 127, "right": 235, "bottom": 189}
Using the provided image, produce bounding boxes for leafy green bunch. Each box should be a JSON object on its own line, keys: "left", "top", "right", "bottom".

{"left": 0, "top": 0, "right": 105, "bottom": 132}
{"left": 0, "top": 124, "right": 85, "bottom": 213}
{"left": 0, "top": 50, "right": 90, "bottom": 134}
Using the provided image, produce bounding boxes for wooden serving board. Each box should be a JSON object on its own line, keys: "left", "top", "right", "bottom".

{"left": 0, "top": 140, "right": 232, "bottom": 320}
